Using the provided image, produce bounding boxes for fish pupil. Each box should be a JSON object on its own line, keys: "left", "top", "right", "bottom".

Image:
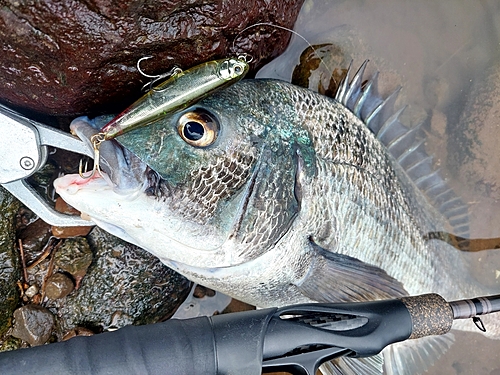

{"left": 183, "top": 121, "right": 204, "bottom": 141}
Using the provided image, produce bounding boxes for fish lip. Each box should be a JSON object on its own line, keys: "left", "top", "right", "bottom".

{"left": 70, "top": 116, "right": 148, "bottom": 193}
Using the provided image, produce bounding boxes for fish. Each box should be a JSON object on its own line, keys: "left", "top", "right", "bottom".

{"left": 54, "top": 62, "right": 500, "bottom": 375}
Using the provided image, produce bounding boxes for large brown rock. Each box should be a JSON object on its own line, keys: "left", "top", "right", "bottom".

{"left": 0, "top": 0, "right": 304, "bottom": 116}
{"left": 11, "top": 304, "right": 55, "bottom": 346}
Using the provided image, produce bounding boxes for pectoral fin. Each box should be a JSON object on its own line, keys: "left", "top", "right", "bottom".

{"left": 383, "top": 333, "right": 455, "bottom": 375}
{"left": 321, "top": 355, "right": 384, "bottom": 375}
{"left": 297, "top": 239, "right": 408, "bottom": 303}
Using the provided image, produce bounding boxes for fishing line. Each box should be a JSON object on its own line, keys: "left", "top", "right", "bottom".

{"left": 231, "top": 22, "right": 334, "bottom": 79}
{"left": 138, "top": 23, "right": 335, "bottom": 91}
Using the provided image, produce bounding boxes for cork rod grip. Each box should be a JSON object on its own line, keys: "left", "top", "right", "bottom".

{"left": 398, "top": 294, "right": 454, "bottom": 339}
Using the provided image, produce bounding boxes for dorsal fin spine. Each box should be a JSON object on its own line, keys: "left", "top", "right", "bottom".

{"left": 397, "top": 140, "right": 426, "bottom": 167}
{"left": 335, "top": 61, "right": 470, "bottom": 236}
{"left": 345, "top": 60, "right": 369, "bottom": 110}
{"left": 365, "top": 88, "right": 401, "bottom": 134}
{"left": 334, "top": 61, "right": 352, "bottom": 105}
{"left": 405, "top": 155, "right": 434, "bottom": 175}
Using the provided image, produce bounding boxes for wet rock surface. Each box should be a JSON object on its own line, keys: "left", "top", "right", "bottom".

{"left": 291, "top": 43, "right": 348, "bottom": 96}
{"left": 1, "top": 204, "right": 190, "bottom": 349}
{"left": 11, "top": 304, "right": 55, "bottom": 346}
{"left": 0, "top": 0, "right": 304, "bottom": 116}
{"left": 46, "top": 227, "right": 191, "bottom": 334}
{"left": 0, "top": 188, "right": 21, "bottom": 336}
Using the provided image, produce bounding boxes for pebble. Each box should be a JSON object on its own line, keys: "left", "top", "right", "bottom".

{"left": 11, "top": 305, "right": 55, "bottom": 346}
{"left": 24, "top": 285, "right": 39, "bottom": 298}
{"left": 45, "top": 273, "right": 74, "bottom": 300}
{"left": 51, "top": 197, "right": 94, "bottom": 238}
{"left": 17, "top": 218, "right": 52, "bottom": 264}
{"left": 193, "top": 285, "right": 216, "bottom": 298}
{"left": 62, "top": 327, "right": 94, "bottom": 341}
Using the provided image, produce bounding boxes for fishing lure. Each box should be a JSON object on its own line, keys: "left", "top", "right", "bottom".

{"left": 81, "top": 55, "right": 250, "bottom": 178}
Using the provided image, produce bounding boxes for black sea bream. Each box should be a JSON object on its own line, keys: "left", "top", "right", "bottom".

{"left": 54, "top": 63, "right": 500, "bottom": 374}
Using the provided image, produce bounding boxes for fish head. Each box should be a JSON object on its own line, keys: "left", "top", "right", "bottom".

{"left": 55, "top": 81, "right": 316, "bottom": 270}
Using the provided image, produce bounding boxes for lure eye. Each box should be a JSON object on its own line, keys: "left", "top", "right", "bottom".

{"left": 177, "top": 109, "right": 219, "bottom": 147}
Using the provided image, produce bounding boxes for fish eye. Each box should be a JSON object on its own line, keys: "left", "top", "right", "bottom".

{"left": 177, "top": 109, "right": 219, "bottom": 147}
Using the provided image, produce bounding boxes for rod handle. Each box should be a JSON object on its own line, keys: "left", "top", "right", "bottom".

{"left": 399, "top": 294, "right": 454, "bottom": 339}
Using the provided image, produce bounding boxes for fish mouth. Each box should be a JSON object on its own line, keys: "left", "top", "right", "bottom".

{"left": 70, "top": 116, "right": 148, "bottom": 194}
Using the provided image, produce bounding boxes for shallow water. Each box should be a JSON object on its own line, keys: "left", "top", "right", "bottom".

{"left": 258, "top": 0, "right": 500, "bottom": 373}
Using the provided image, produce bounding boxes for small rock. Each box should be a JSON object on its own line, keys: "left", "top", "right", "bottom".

{"left": 222, "top": 299, "right": 256, "bottom": 314}
{"left": 51, "top": 225, "right": 93, "bottom": 239}
{"left": 193, "top": 285, "right": 216, "bottom": 298}
{"left": 11, "top": 305, "right": 55, "bottom": 346}
{"left": 62, "top": 327, "right": 94, "bottom": 341}
{"left": 54, "top": 197, "right": 80, "bottom": 216}
{"left": 31, "top": 294, "right": 42, "bottom": 305}
{"left": 15, "top": 207, "right": 38, "bottom": 230}
{"left": 17, "top": 218, "right": 52, "bottom": 264}
{"left": 292, "top": 43, "right": 349, "bottom": 97}
{"left": 24, "top": 284, "right": 39, "bottom": 298}
{"left": 45, "top": 273, "right": 74, "bottom": 300}
{"left": 55, "top": 237, "right": 93, "bottom": 288}
{"left": 51, "top": 197, "right": 94, "bottom": 238}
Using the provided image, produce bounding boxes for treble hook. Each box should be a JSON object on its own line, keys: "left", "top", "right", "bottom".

{"left": 79, "top": 133, "right": 105, "bottom": 179}
{"left": 137, "top": 56, "right": 183, "bottom": 92}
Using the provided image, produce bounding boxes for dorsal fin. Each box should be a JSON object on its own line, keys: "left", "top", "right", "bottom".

{"left": 336, "top": 62, "right": 469, "bottom": 236}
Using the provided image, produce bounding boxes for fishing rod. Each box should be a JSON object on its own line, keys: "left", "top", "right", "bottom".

{"left": 0, "top": 293, "right": 498, "bottom": 375}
